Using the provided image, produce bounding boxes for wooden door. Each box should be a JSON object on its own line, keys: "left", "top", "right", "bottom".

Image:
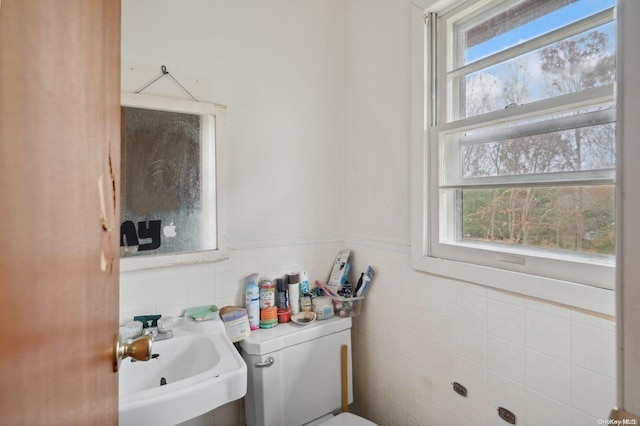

{"left": 0, "top": 1, "right": 121, "bottom": 424}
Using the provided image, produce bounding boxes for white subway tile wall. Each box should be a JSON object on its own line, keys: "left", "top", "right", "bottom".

{"left": 119, "top": 240, "right": 616, "bottom": 426}
{"left": 119, "top": 241, "right": 342, "bottom": 322}
{"left": 346, "top": 241, "right": 616, "bottom": 426}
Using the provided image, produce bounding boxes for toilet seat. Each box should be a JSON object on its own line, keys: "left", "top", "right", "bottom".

{"left": 319, "top": 412, "right": 377, "bottom": 426}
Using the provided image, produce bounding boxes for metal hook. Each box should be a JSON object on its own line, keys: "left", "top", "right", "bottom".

{"left": 135, "top": 64, "right": 199, "bottom": 102}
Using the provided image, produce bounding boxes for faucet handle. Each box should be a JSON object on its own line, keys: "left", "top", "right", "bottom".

{"left": 122, "top": 320, "right": 143, "bottom": 340}
{"left": 157, "top": 317, "right": 173, "bottom": 333}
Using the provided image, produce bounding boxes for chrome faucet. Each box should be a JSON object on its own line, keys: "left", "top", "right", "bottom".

{"left": 126, "top": 316, "right": 174, "bottom": 343}
{"left": 143, "top": 326, "right": 173, "bottom": 341}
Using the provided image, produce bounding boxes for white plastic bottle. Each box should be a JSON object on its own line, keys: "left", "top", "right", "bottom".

{"left": 245, "top": 273, "right": 260, "bottom": 330}
{"left": 287, "top": 273, "right": 300, "bottom": 314}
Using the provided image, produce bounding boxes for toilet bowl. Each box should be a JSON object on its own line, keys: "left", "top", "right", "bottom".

{"left": 309, "top": 412, "right": 376, "bottom": 426}
{"left": 239, "top": 317, "right": 376, "bottom": 426}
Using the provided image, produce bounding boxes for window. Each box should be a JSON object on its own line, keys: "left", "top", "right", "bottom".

{"left": 411, "top": 0, "right": 617, "bottom": 308}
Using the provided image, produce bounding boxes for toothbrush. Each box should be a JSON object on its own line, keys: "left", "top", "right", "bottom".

{"left": 356, "top": 275, "right": 370, "bottom": 297}
{"left": 354, "top": 273, "right": 364, "bottom": 295}
{"left": 315, "top": 280, "right": 338, "bottom": 297}
{"left": 357, "top": 266, "right": 375, "bottom": 296}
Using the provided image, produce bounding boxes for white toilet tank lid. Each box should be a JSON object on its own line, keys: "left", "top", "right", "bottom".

{"left": 320, "top": 413, "right": 377, "bottom": 426}
{"left": 239, "top": 316, "right": 352, "bottom": 355}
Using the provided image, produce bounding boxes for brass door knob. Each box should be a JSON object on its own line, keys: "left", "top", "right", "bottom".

{"left": 113, "top": 334, "right": 153, "bottom": 372}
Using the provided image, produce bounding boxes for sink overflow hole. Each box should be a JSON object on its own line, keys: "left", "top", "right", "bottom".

{"left": 160, "top": 377, "right": 167, "bottom": 386}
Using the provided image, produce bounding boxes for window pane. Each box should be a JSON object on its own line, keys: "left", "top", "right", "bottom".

{"left": 460, "top": 185, "right": 615, "bottom": 255}
{"left": 455, "top": 23, "right": 615, "bottom": 119}
{"left": 461, "top": 122, "right": 616, "bottom": 179}
{"left": 456, "top": 0, "right": 615, "bottom": 65}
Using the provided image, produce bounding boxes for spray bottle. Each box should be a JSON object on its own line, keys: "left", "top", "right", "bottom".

{"left": 245, "top": 273, "right": 260, "bottom": 330}
{"left": 300, "top": 270, "right": 310, "bottom": 294}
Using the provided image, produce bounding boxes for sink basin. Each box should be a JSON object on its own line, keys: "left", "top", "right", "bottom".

{"left": 119, "top": 318, "right": 247, "bottom": 426}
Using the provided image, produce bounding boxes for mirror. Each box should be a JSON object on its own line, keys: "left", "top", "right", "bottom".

{"left": 120, "top": 93, "right": 229, "bottom": 271}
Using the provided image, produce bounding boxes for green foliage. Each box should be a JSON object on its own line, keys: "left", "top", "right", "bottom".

{"left": 461, "top": 186, "right": 615, "bottom": 255}
{"left": 459, "top": 27, "right": 616, "bottom": 257}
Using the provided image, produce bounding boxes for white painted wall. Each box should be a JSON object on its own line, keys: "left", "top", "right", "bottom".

{"left": 343, "top": 0, "right": 411, "bottom": 245}
{"left": 122, "top": 0, "right": 344, "bottom": 246}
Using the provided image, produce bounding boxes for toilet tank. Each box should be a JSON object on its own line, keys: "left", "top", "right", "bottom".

{"left": 239, "top": 317, "right": 353, "bottom": 426}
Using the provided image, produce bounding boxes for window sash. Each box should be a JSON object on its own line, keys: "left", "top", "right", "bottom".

{"left": 431, "top": 185, "right": 615, "bottom": 289}
{"left": 447, "top": 7, "right": 614, "bottom": 78}
{"left": 410, "top": 4, "right": 616, "bottom": 314}
{"left": 437, "top": 3, "right": 616, "bottom": 124}
{"left": 426, "top": 0, "right": 617, "bottom": 289}
{"left": 437, "top": 107, "right": 617, "bottom": 188}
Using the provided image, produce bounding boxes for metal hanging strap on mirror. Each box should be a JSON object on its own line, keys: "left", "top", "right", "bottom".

{"left": 136, "top": 65, "right": 199, "bottom": 102}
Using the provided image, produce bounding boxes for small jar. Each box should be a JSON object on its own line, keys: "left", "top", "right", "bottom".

{"left": 300, "top": 295, "right": 312, "bottom": 312}
{"left": 277, "top": 307, "right": 291, "bottom": 323}
{"left": 260, "top": 306, "right": 278, "bottom": 328}
{"left": 220, "top": 308, "right": 251, "bottom": 342}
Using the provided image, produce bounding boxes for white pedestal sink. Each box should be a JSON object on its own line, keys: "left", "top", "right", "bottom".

{"left": 119, "top": 317, "right": 247, "bottom": 426}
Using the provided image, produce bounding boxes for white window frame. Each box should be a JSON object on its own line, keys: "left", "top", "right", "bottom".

{"left": 410, "top": 0, "right": 615, "bottom": 315}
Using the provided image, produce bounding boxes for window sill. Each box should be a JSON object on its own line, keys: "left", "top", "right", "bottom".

{"left": 410, "top": 253, "right": 615, "bottom": 316}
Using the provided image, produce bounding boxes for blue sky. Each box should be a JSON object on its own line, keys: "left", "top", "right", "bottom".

{"left": 467, "top": 0, "right": 615, "bottom": 63}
